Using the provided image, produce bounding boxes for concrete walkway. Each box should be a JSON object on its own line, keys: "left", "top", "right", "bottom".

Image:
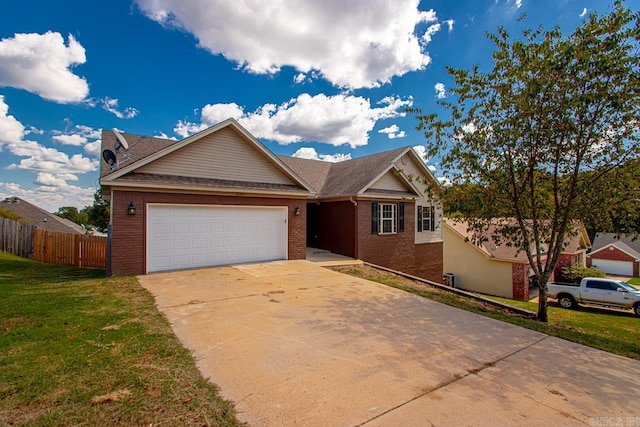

{"left": 138, "top": 260, "right": 640, "bottom": 426}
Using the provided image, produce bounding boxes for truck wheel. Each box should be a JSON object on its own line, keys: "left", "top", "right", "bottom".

{"left": 634, "top": 303, "right": 640, "bottom": 318}
{"left": 558, "top": 294, "right": 576, "bottom": 309}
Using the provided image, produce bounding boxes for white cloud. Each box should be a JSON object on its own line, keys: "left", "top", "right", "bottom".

{"left": 100, "top": 97, "right": 139, "bottom": 119}
{"left": 0, "top": 32, "right": 88, "bottom": 103}
{"left": 437, "top": 176, "right": 452, "bottom": 186}
{"left": 434, "top": 82, "right": 446, "bottom": 99}
{"left": 422, "top": 23, "right": 441, "bottom": 44}
{"left": 0, "top": 181, "right": 94, "bottom": 212}
{"left": 293, "top": 73, "right": 306, "bottom": 84}
{"left": 136, "top": 0, "right": 444, "bottom": 89}
{"left": 0, "top": 99, "right": 98, "bottom": 210}
{"left": 0, "top": 95, "right": 25, "bottom": 145}
{"left": 412, "top": 145, "right": 437, "bottom": 172}
{"left": 412, "top": 145, "right": 427, "bottom": 161}
{"left": 579, "top": 8, "right": 587, "bottom": 17}
{"left": 52, "top": 124, "right": 102, "bottom": 155}
{"left": 83, "top": 140, "right": 102, "bottom": 156}
{"left": 154, "top": 132, "right": 179, "bottom": 141}
{"left": 443, "top": 19, "right": 455, "bottom": 31}
{"left": 462, "top": 122, "right": 477, "bottom": 134}
{"left": 53, "top": 134, "right": 87, "bottom": 146}
{"left": 378, "top": 124, "right": 406, "bottom": 139}
{"left": 291, "top": 147, "right": 351, "bottom": 163}
{"left": 175, "top": 93, "right": 413, "bottom": 148}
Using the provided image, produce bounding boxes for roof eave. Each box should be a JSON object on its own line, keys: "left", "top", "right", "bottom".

{"left": 103, "top": 180, "right": 315, "bottom": 199}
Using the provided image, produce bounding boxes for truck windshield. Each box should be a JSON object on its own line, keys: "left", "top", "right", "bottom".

{"left": 617, "top": 282, "right": 638, "bottom": 292}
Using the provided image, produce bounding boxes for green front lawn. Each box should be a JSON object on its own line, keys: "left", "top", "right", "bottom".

{"left": 333, "top": 265, "right": 640, "bottom": 361}
{"left": 0, "top": 252, "right": 241, "bottom": 426}
{"left": 627, "top": 277, "right": 640, "bottom": 287}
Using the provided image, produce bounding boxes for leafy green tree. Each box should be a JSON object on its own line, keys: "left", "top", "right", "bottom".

{"left": 84, "top": 188, "right": 110, "bottom": 233}
{"left": 412, "top": 2, "right": 640, "bottom": 321}
{"left": 0, "top": 209, "right": 24, "bottom": 222}
{"left": 55, "top": 206, "right": 88, "bottom": 226}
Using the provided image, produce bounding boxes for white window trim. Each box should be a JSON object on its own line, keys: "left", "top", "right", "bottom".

{"left": 379, "top": 203, "right": 397, "bottom": 235}
{"left": 418, "top": 204, "right": 436, "bottom": 232}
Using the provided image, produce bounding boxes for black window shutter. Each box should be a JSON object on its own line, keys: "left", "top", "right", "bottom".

{"left": 430, "top": 206, "right": 435, "bottom": 231}
{"left": 372, "top": 202, "right": 379, "bottom": 234}
{"left": 398, "top": 202, "right": 404, "bottom": 232}
{"left": 417, "top": 206, "right": 423, "bottom": 232}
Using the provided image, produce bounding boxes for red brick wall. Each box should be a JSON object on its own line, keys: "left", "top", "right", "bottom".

{"left": 309, "top": 201, "right": 356, "bottom": 257}
{"left": 555, "top": 253, "right": 578, "bottom": 283}
{"left": 511, "top": 263, "right": 529, "bottom": 301}
{"left": 588, "top": 247, "right": 639, "bottom": 276}
{"left": 110, "top": 190, "right": 306, "bottom": 276}
{"left": 356, "top": 200, "right": 443, "bottom": 283}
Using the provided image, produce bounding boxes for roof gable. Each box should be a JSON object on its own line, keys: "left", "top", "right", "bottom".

{"left": 369, "top": 169, "right": 413, "bottom": 192}
{"left": 589, "top": 242, "right": 640, "bottom": 259}
{"left": 136, "top": 126, "right": 295, "bottom": 186}
{"left": 592, "top": 232, "right": 640, "bottom": 253}
{"left": 101, "top": 119, "right": 314, "bottom": 193}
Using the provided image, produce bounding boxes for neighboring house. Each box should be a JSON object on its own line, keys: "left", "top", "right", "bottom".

{"left": 0, "top": 197, "right": 86, "bottom": 234}
{"left": 444, "top": 219, "right": 590, "bottom": 300}
{"left": 99, "top": 118, "right": 444, "bottom": 280}
{"left": 587, "top": 233, "right": 640, "bottom": 276}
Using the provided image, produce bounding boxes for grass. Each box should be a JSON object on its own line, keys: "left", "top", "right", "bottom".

{"left": 332, "top": 264, "right": 640, "bottom": 361}
{"left": 627, "top": 277, "right": 640, "bottom": 286}
{"left": 0, "top": 252, "right": 241, "bottom": 426}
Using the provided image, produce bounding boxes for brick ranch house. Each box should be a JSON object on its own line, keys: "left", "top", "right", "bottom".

{"left": 587, "top": 233, "right": 640, "bottom": 277}
{"left": 444, "top": 219, "right": 591, "bottom": 301}
{"left": 100, "top": 119, "right": 444, "bottom": 281}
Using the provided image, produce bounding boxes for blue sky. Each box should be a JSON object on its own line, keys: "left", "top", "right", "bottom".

{"left": 0, "top": 0, "right": 621, "bottom": 211}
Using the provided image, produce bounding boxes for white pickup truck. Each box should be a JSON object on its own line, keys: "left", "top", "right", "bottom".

{"left": 547, "top": 278, "right": 640, "bottom": 316}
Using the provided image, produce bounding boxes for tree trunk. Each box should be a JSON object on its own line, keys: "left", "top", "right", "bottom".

{"left": 537, "top": 282, "right": 549, "bottom": 322}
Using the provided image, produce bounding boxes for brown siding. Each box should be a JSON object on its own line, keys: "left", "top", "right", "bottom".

{"left": 356, "top": 200, "right": 443, "bottom": 283}
{"left": 308, "top": 201, "right": 356, "bottom": 257}
{"left": 110, "top": 190, "right": 306, "bottom": 276}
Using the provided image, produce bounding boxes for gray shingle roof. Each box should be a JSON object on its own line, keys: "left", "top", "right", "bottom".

{"left": 101, "top": 131, "right": 177, "bottom": 178}
{"left": 101, "top": 123, "right": 420, "bottom": 200}
{"left": 119, "top": 173, "right": 306, "bottom": 192}
{"left": 279, "top": 146, "right": 409, "bottom": 197}
{"left": 591, "top": 233, "right": 640, "bottom": 258}
{"left": 0, "top": 197, "right": 86, "bottom": 234}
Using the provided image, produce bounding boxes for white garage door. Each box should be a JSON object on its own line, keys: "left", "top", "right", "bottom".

{"left": 591, "top": 259, "right": 633, "bottom": 276}
{"left": 147, "top": 204, "right": 287, "bottom": 273}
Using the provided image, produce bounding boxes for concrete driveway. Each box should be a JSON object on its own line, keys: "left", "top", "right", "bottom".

{"left": 138, "top": 260, "right": 640, "bottom": 426}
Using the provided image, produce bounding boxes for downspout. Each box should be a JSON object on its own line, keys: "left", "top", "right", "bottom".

{"left": 350, "top": 196, "right": 358, "bottom": 259}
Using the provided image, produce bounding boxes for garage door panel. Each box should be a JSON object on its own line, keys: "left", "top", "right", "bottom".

{"left": 591, "top": 259, "right": 633, "bottom": 276}
{"left": 147, "top": 205, "right": 287, "bottom": 273}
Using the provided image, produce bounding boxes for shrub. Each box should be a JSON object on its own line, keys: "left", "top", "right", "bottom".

{"left": 561, "top": 263, "right": 606, "bottom": 282}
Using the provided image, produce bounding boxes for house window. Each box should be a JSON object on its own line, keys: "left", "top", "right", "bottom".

{"left": 380, "top": 203, "right": 397, "bottom": 234}
{"left": 371, "top": 202, "right": 403, "bottom": 234}
{"left": 417, "top": 205, "right": 435, "bottom": 232}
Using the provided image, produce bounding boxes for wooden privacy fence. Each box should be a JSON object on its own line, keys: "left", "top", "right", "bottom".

{"left": 33, "top": 229, "right": 107, "bottom": 269}
{"left": 0, "top": 218, "right": 35, "bottom": 258}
